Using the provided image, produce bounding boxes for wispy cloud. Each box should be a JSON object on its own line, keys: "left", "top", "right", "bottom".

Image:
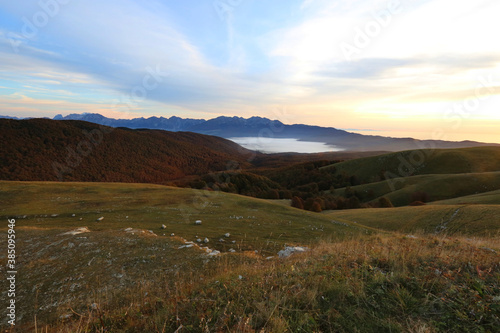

{"left": 0, "top": 0, "right": 499, "bottom": 142}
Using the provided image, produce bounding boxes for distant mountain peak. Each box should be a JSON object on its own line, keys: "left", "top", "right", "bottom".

{"left": 50, "top": 112, "right": 497, "bottom": 152}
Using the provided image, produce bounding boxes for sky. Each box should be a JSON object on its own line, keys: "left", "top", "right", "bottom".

{"left": 0, "top": 0, "right": 499, "bottom": 143}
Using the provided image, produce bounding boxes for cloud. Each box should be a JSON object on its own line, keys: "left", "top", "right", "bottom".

{"left": 0, "top": 0, "right": 499, "bottom": 143}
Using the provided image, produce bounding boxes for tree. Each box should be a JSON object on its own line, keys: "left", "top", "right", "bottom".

{"left": 311, "top": 201, "right": 322, "bottom": 212}
{"left": 291, "top": 196, "right": 304, "bottom": 210}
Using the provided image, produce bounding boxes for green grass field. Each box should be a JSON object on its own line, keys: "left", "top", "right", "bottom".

{"left": 1, "top": 181, "right": 499, "bottom": 332}
{"left": 432, "top": 189, "right": 500, "bottom": 205}
{"left": 321, "top": 146, "right": 500, "bottom": 183}
{"left": 324, "top": 204, "right": 500, "bottom": 236}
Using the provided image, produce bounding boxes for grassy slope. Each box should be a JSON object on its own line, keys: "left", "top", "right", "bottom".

{"left": 432, "top": 189, "right": 500, "bottom": 205}
{"left": 0, "top": 181, "right": 366, "bottom": 329}
{"left": 0, "top": 181, "right": 364, "bottom": 250}
{"left": 321, "top": 146, "right": 500, "bottom": 183}
{"left": 1, "top": 181, "right": 499, "bottom": 332}
{"left": 330, "top": 172, "right": 500, "bottom": 206}
{"left": 324, "top": 205, "right": 500, "bottom": 236}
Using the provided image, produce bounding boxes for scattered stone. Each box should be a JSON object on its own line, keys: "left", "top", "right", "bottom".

{"left": 126, "top": 216, "right": 129, "bottom": 219}
{"left": 72, "top": 214, "right": 76, "bottom": 217}
{"left": 238, "top": 275, "right": 243, "bottom": 280}
{"left": 96, "top": 217, "right": 104, "bottom": 221}
{"left": 161, "top": 224, "right": 167, "bottom": 229}
{"left": 481, "top": 247, "right": 496, "bottom": 253}
{"left": 204, "top": 238, "right": 209, "bottom": 243}
{"left": 229, "top": 248, "right": 236, "bottom": 253}
{"left": 195, "top": 220, "right": 202, "bottom": 225}
{"left": 197, "top": 238, "right": 202, "bottom": 243}
{"left": 123, "top": 228, "right": 157, "bottom": 236}
{"left": 224, "top": 233, "right": 230, "bottom": 238}
{"left": 171, "top": 233, "right": 175, "bottom": 236}
{"left": 79, "top": 218, "right": 83, "bottom": 221}
{"left": 406, "top": 235, "right": 418, "bottom": 239}
{"left": 51, "top": 214, "right": 59, "bottom": 217}
{"left": 232, "top": 240, "right": 236, "bottom": 243}
{"left": 266, "top": 256, "right": 274, "bottom": 260}
{"left": 90, "top": 303, "right": 99, "bottom": 310}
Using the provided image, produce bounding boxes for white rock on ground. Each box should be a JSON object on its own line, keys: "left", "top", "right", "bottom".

{"left": 161, "top": 224, "right": 166, "bottom": 229}
{"left": 278, "top": 246, "right": 309, "bottom": 258}
{"left": 195, "top": 220, "right": 202, "bottom": 225}
{"left": 224, "top": 233, "right": 230, "bottom": 238}
{"left": 204, "top": 238, "right": 209, "bottom": 243}
{"left": 96, "top": 217, "right": 104, "bottom": 221}
{"left": 61, "top": 227, "right": 91, "bottom": 236}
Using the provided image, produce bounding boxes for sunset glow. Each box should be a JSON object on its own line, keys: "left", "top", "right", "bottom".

{"left": 1, "top": 0, "right": 499, "bottom": 142}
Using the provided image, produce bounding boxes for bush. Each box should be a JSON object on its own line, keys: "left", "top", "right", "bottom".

{"left": 378, "top": 197, "right": 394, "bottom": 208}
{"left": 291, "top": 196, "right": 304, "bottom": 209}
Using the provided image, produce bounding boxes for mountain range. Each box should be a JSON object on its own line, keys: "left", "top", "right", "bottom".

{"left": 2, "top": 113, "right": 498, "bottom": 151}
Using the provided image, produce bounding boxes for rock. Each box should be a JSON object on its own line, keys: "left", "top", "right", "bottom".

{"left": 278, "top": 246, "right": 308, "bottom": 258}
{"left": 90, "top": 303, "right": 99, "bottom": 310}
{"left": 51, "top": 214, "right": 59, "bottom": 217}
{"left": 79, "top": 218, "right": 83, "bottom": 221}
{"left": 195, "top": 220, "right": 202, "bottom": 225}
{"left": 204, "top": 238, "right": 209, "bottom": 243}
{"left": 96, "top": 217, "right": 104, "bottom": 221}
{"left": 229, "top": 248, "right": 236, "bottom": 253}
{"left": 207, "top": 250, "right": 220, "bottom": 256}
{"left": 61, "top": 227, "right": 91, "bottom": 236}
{"left": 161, "top": 224, "right": 167, "bottom": 229}
{"left": 171, "top": 233, "right": 175, "bottom": 236}
{"left": 224, "top": 233, "right": 230, "bottom": 238}
{"left": 197, "top": 238, "right": 202, "bottom": 243}
{"left": 59, "top": 313, "right": 73, "bottom": 320}
{"left": 72, "top": 214, "right": 76, "bottom": 217}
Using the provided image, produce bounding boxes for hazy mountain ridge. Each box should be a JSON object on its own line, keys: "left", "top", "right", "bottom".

{"left": 47, "top": 113, "right": 499, "bottom": 152}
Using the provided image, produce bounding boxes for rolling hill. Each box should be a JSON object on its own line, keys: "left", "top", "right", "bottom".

{"left": 329, "top": 172, "right": 500, "bottom": 207}
{"left": 321, "top": 146, "right": 500, "bottom": 184}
